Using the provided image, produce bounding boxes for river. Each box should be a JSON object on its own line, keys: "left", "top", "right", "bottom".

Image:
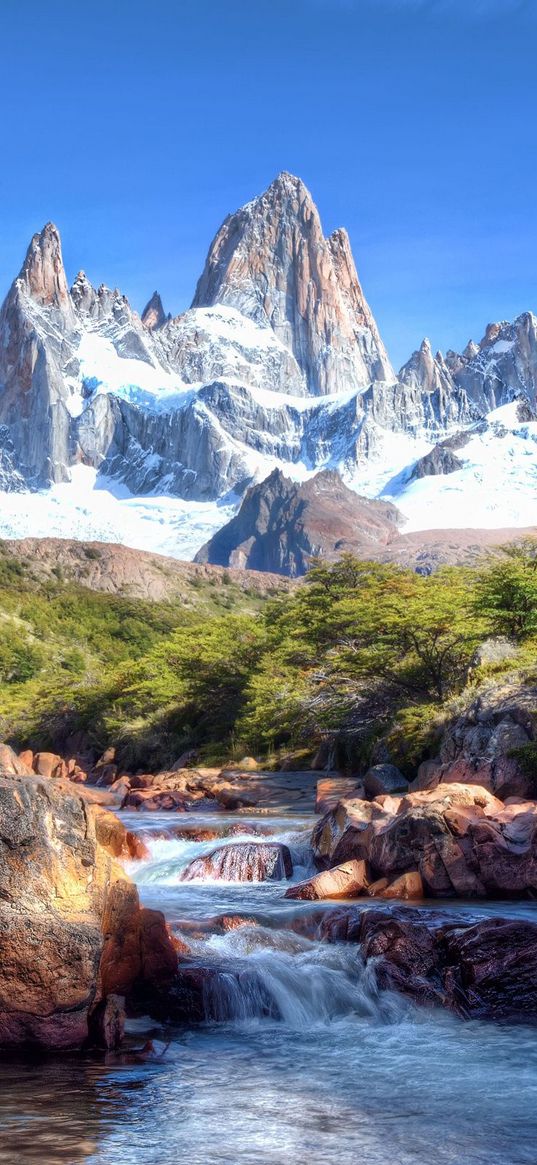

{"left": 1, "top": 806, "right": 537, "bottom": 1165}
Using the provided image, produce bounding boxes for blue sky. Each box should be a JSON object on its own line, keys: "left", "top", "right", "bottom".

{"left": 0, "top": 0, "right": 535, "bottom": 368}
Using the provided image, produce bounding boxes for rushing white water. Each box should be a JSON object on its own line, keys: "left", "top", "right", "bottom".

{"left": 2, "top": 808, "right": 537, "bottom": 1165}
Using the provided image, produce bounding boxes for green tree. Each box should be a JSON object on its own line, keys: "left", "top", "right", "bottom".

{"left": 474, "top": 540, "right": 537, "bottom": 640}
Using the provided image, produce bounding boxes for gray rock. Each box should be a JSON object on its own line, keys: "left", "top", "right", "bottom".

{"left": 195, "top": 467, "right": 401, "bottom": 575}
{"left": 363, "top": 764, "right": 409, "bottom": 798}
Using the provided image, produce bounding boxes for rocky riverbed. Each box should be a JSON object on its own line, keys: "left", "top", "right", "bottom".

{"left": 2, "top": 743, "right": 537, "bottom": 1163}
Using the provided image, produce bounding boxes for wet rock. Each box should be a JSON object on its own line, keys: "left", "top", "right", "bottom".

{"left": 180, "top": 842, "right": 293, "bottom": 882}
{"left": 377, "top": 871, "right": 424, "bottom": 900}
{"left": 321, "top": 906, "right": 537, "bottom": 1021}
{"left": 122, "top": 789, "right": 189, "bottom": 812}
{"left": 441, "top": 917, "right": 537, "bottom": 1019}
{"left": 93, "top": 807, "right": 150, "bottom": 861}
{"left": 284, "top": 859, "right": 369, "bottom": 901}
{"left": 89, "top": 993, "right": 125, "bottom": 1050}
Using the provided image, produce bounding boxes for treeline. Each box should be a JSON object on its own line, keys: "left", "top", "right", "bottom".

{"left": 1, "top": 542, "right": 537, "bottom": 772}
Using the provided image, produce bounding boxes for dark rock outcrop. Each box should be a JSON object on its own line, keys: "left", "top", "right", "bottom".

{"left": 141, "top": 291, "right": 167, "bottom": 331}
{"left": 410, "top": 444, "right": 464, "bottom": 479}
{"left": 412, "top": 678, "right": 537, "bottom": 800}
{"left": 195, "top": 467, "right": 401, "bottom": 575}
{"left": 320, "top": 906, "right": 537, "bottom": 1021}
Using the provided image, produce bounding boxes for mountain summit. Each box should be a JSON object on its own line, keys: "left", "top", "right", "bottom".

{"left": 193, "top": 171, "right": 394, "bottom": 394}
{"left": 0, "top": 173, "right": 536, "bottom": 560}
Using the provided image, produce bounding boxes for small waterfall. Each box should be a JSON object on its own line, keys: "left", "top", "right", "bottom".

{"left": 188, "top": 925, "right": 405, "bottom": 1029}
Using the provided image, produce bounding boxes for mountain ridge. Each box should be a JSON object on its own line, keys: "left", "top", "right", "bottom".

{"left": 0, "top": 172, "right": 536, "bottom": 561}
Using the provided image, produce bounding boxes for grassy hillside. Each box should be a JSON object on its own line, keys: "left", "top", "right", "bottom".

{"left": 1, "top": 538, "right": 537, "bottom": 773}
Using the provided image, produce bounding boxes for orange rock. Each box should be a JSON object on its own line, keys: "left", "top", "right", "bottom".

{"left": 33, "top": 751, "right": 67, "bottom": 779}
{"left": 285, "top": 859, "right": 369, "bottom": 901}
{"left": 0, "top": 774, "right": 177, "bottom": 1050}
{"left": 381, "top": 871, "right": 424, "bottom": 900}
{"left": 367, "top": 878, "right": 389, "bottom": 896}
{"left": 315, "top": 777, "right": 363, "bottom": 814}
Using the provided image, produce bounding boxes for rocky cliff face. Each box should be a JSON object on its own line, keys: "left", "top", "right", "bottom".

{"left": 0, "top": 224, "right": 77, "bottom": 485}
{"left": 192, "top": 172, "right": 394, "bottom": 395}
{"left": 0, "top": 767, "right": 177, "bottom": 1049}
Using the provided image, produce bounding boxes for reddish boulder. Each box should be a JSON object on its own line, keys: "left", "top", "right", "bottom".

{"left": 311, "top": 783, "right": 537, "bottom": 899}
{"left": 180, "top": 842, "right": 293, "bottom": 882}
{"left": 122, "top": 789, "right": 189, "bottom": 812}
{"left": 0, "top": 774, "right": 178, "bottom": 1050}
{"left": 285, "top": 859, "right": 369, "bottom": 901}
{"left": 33, "top": 751, "right": 68, "bottom": 779}
{"left": 315, "top": 777, "right": 363, "bottom": 814}
{"left": 93, "top": 807, "right": 150, "bottom": 861}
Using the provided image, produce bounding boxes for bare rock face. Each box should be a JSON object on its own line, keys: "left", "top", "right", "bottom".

{"left": 447, "top": 312, "right": 537, "bottom": 415}
{"left": 0, "top": 774, "right": 178, "bottom": 1049}
{"left": 0, "top": 223, "right": 77, "bottom": 486}
{"left": 395, "top": 338, "right": 473, "bottom": 433}
{"left": 413, "top": 678, "right": 537, "bottom": 800}
{"left": 195, "top": 467, "right": 401, "bottom": 576}
{"left": 410, "top": 443, "right": 464, "bottom": 479}
{"left": 19, "top": 223, "right": 77, "bottom": 324}
{"left": 192, "top": 171, "right": 394, "bottom": 395}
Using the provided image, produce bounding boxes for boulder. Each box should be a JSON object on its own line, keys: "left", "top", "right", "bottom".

{"left": 170, "top": 749, "right": 198, "bottom": 771}
{"left": 0, "top": 743, "right": 33, "bottom": 776}
{"left": 93, "top": 807, "right": 150, "bottom": 861}
{"left": 33, "top": 751, "right": 68, "bottom": 779}
{"left": 311, "top": 783, "right": 537, "bottom": 898}
{"left": 180, "top": 842, "right": 293, "bottom": 882}
{"left": 0, "top": 774, "right": 178, "bottom": 1049}
{"left": 121, "top": 789, "right": 189, "bottom": 812}
{"left": 284, "top": 859, "right": 369, "bottom": 901}
{"left": 377, "top": 870, "right": 424, "bottom": 900}
{"left": 315, "top": 777, "right": 363, "bottom": 814}
{"left": 363, "top": 764, "right": 408, "bottom": 799}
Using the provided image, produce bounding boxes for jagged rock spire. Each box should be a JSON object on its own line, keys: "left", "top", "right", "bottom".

{"left": 142, "top": 291, "right": 166, "bottom": 331}
{"left": 192, "top": 171, "right": 394, "bottom": 395}
{"left": 18, "top": 223, "right": 76, "bottom": 326}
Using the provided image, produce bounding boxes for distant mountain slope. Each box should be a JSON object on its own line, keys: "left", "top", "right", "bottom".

{"left": 195, "top": 467, "right": 537, "bottom": 577}
{"left": 0, "top": 539, "right": 291, "bottom": 602}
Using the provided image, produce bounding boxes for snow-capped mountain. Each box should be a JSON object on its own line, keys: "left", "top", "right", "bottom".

{"left": 0, "top": 170, "right": 536, "bottom": 560}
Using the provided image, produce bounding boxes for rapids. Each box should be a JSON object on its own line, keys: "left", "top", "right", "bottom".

{"left": 2, "top": 807, "right": 537, "bottom": 1165}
